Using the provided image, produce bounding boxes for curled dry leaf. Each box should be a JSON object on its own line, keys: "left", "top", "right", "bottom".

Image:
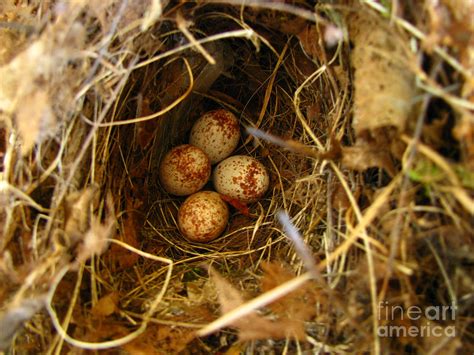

{"left": 349, "top": 13, "right": 416, "bottom": 135}
{"left": 209, "top": 266, "right": 311, "bottom": 341}
{"left": 209, "top": 267, "right": 287, "bottom": 340}
{"left": 260, "top": 262, "right": 320, "bottom": 330}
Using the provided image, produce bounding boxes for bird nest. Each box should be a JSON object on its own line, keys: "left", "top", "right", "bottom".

{"left": 0, "top": 1, "right": 473, "bottom": 353}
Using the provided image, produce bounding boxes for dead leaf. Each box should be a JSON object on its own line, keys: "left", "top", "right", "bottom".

{"left": 91, "top": 292, "right": 119, "bottom": 317}
{"left": 105, "top": 194, "right": 141, "bottom": 270}
{"left": 260, "top": 262, "right": 320, "bottom": 326}
{"left": 349, "top": 13, "right": 416, "bottom": 135}
{"left": 209, "top": 266, "right": 305, "bottom": 341}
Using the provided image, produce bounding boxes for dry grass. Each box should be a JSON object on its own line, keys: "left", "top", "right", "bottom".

{"left": 0, "top": 0, "right": 472, "bottom": 354}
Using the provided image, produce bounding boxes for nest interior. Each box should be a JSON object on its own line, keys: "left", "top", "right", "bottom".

{"left": 0, "top": 1, "right": 473, "bottom": 354}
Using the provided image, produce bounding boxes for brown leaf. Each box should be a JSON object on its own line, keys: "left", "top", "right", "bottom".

{"left": 260, "top": 262, "right": 320, "bottom": 325}
{"left": 349, "top": 13, "right": 416, "bottom": 135}
{"left": 210, "top": 267, "right": 246, "bottom": 314}
{"left": 91, "top": 292, "right": 119, "bottom": 317}
{"left": 106, "top": 209, "right": 140, "bottom": 270}
{"left": 209, "top": 267, "right": 304, "bottom": 341}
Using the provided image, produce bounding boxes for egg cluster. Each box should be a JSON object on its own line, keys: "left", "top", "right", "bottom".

{"left": 159, "top": 109, "right": 269, "bottom": 243}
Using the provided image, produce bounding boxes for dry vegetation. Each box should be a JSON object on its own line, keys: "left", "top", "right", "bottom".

{"left": 0, "top": 0, "right": 473, "bottom": 354}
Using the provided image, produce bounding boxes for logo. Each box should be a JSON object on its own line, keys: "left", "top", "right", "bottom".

{"left": 377, "top": 301, "right": 456, "bottom": 338}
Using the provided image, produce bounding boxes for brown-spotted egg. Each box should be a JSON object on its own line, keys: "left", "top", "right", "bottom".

{"left": 213, "top": 155, "right": 269, "bottom": 203}
{"left": 178, "top": 191, "right": 229, "bottom": 242}
{"left": 189, "top": 109, "right": 240, "bottom": 164}
{"left": 159, "top": 144, "right": 211, "bottom": 196}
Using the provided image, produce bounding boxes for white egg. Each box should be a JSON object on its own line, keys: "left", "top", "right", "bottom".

{"left": 159, "top": 144, "right": 211, "bottom": 196}
{"left": 178, "top": 191, "right": 229, "bottom": 242}
{"left": 213, "top": 155, "right": 270, "bottom": 203}
{"left": 189, "top": 109, "right": 240, "bottom": 164}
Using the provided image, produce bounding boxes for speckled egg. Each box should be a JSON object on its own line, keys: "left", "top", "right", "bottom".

{"left": 189, "top": 109, "right": 240, "bottom": 164}
{"left": 159, "top": 144, "right": 211, "bottom": 196}
{"left": 178, "top": 191, "right": 229, "bottom": 242}
{"left": 213, "top": 155, "right": 269, "bottom": 203}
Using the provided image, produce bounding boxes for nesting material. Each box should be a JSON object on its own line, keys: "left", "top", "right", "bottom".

{"left": 1, "top": 1, "right": 472, "bottom": 354}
